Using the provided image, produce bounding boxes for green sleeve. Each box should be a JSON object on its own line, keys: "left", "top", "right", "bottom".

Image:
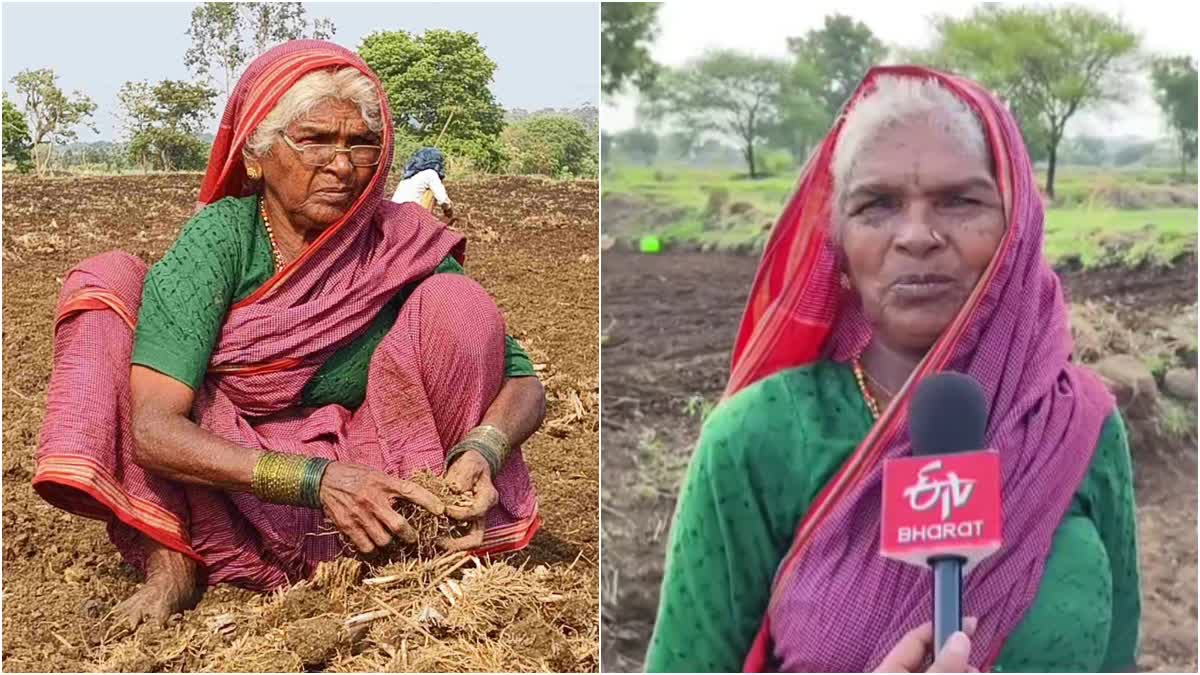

{"left": 645, "top": 377, "right": 809, "bottom": 672}
{"left": 131, "top": 200, "right": 247, "bottom": 390}
{"left": 1085, "top": 412, "right": 1141, "bottom": 671}
{"left": 432, "top": 255, "right": 536, "bottom": 379}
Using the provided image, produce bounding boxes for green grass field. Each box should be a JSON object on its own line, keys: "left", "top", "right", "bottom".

{"left": 603, "top": 165, "right": 1197, "bottom": 266}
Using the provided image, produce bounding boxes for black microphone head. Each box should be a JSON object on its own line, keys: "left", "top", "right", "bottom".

{"left": 909, "top": 372, "right": 988, "bottom": 456}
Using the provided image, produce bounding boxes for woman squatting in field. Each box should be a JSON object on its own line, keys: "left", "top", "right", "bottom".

{"left": 32, "top": 40, "right": 544, "bottom": 629}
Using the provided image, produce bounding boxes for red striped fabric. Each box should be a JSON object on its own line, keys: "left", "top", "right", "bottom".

{"left": 729, "top": 66, "right": 1114, "bottom": 671}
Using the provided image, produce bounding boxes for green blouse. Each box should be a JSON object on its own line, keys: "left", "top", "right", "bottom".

{"left": 647, "top": 360, "right": 1140, "bottom": 673}
{"left": 131, "top": 196, "right": 534, "bottom": 409}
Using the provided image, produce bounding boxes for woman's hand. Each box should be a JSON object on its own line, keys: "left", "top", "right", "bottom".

{"left": 441, "top": 449, "right": 500, "bottom": 551}
{"left": 874, "top": 618, "right": 978, "bottom": 673}
{"left": 318, "top": 461, "right": 444, "bottom": 554}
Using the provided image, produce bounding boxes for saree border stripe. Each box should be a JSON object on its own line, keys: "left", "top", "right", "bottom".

{"left": 475, "top": 512, "right": 541, "bottom": 557}
{"left": 57, "top": 289, "right": 137, "bottom": 330}
{"left": 33, "top": 454, "right": 201, "bottom": 562}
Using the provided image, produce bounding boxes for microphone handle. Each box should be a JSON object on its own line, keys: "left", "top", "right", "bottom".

{"left": 929, "top": 555, "right": 965, "bottom": 654}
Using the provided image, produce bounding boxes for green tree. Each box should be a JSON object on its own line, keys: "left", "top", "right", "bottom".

{"left": 926, "top": 5, "right": 1139, "bottom": 198}
{"left": 645, "top": 50, "right": 787, "bottom": 178}
{"left": 2, "top": 94, "right": 33, "bottom": 172}
{"left": 613, "top": 128, "right": 659, "bottom": 165}
{"left": 118, "top": 79, "right": 217, "bottom": 171}
{"left": 774, "top": 14, "right": 888, "bottom": 166}
{"left": 360, "top": 30, "right": 506, "bottom": 171}
{"left": 787, "top": 14, "right": 887, "bottom": 120}
{"left": 185, "top": 2, "right": 335, "bottom": 98}
{"left": 1150, "top": 56, "right": 1197, "bottom": 178}
{"left": 768, "top": 60, "right": 826, "bottom": 166}
{"left": 10, "top": 68, "right": 97, "bottom": 176}
{"left": 601, "top": 2, "right": 660, "bottom": 95}
{"left": 501, "top": 115, "right": 596, "bottom": 178}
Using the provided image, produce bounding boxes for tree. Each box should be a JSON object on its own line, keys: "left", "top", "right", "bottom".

{"left": 926, "top": 5, "right": 1139, "bottom": 198}
{"left": 118, "top": 80, "right": 217, "bottom": 171}
{"left": 601, "top": 2, "right": 660, "bottom": 95}
{"left": 613, "top": 128, "right": 659, "bottom": 165}
{"left": 788, "top": 14, "right": 887, "bottom": 120}
{"left": 644, "top": 50, "right": 786, "bottom": 178}
{"left": 2, "top": 94, "right": 33, "bottom": 172}
{"left": 360, "top": 30, "right": 506, "bottom": 171}
{"left": 10, "top": 68, "right": 97, "bottom": 176}
{"left": 1150, "top": 56, "right": 1198, "bottom": 178}
{"left": 501, "top": 115, "right": 596, "bottom": 178}
{"left": 184, "top": 2, "right": 335, "bottom": 98}
{"left": 768, "top": 60, "right": 826, "bottom": 166}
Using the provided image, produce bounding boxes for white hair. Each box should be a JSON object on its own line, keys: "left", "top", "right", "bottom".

{"left": 244, "top": 67, "right": 383, "bottom": 159}
{"left": 831, "top": 75, "right": 991, "bottom": 213}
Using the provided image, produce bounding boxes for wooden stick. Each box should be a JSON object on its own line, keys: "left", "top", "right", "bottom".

{"left": 434, "top": 109, "right": 456, "bottom": 146}
{"left": 345, "top": 609, "right": 390, "bottom": 628}
{"left": 362, "top": 574, "right": 402, "bottom": 587}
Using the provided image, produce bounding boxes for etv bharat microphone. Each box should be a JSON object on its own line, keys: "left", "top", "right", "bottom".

{"left": 880, "top": 372, "right": 1002, "bottom": 654}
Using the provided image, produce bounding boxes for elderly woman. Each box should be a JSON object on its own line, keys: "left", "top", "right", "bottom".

{"left": 33, "top": 41, "right": 543, "bottom": 629}
{"left": 646, "top": 67, "right": 1139, "bottom": 672}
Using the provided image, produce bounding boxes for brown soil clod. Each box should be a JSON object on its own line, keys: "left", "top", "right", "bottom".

{"left": 280, "top": 615, "right": 351, "bottom": 669}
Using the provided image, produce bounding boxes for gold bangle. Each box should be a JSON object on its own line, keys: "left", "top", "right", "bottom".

{"left": 252, "top": 452, "right": 309, "bottom": 505}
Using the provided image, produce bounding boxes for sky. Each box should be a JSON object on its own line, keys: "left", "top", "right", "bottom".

{"left": 602, "top": 0, "right": 1200, "bottom": 140}
{"left": 2, "top": 1, "right": 599, "bottom": 141}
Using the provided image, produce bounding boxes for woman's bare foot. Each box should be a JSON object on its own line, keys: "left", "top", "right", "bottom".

{"left": 109, "top": 537, "right": 200, "bottom": 632}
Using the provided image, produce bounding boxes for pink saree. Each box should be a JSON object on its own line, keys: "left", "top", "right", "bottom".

{"left": 33, "top": 41, "right": 539, "bottom": 591}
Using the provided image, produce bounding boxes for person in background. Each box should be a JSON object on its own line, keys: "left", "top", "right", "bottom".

{"left": 645, "top": 66, "right": 1138, "bottom": 673}
{"left": 393, "top": 147, "right": 454, "bottom": 220}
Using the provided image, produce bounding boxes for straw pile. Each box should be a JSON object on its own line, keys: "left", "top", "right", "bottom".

{"left": 94, "top": 473, "right": 597, "bottom": 673}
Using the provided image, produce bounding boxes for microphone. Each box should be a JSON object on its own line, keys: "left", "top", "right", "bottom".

{"left": 879, "top": 372, "right": 1002, "bottom": 655}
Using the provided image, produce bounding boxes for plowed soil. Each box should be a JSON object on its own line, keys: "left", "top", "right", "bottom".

{"left": 1, "top": 173, "right": 599, "bottom": 672}
{"left": 600, "top": 250, "right": 1197, "bottom": 672}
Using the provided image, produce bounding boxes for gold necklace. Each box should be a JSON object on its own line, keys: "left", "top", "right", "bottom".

{"left": 851, "top": 356, "right": 883, "bottom": 420}
{"left": 259, "top": 202, "right": 286, "bottom": 271}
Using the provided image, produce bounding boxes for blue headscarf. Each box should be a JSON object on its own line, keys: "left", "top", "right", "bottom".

{"left": 403, "top": 147, "right": 446, "bottom": 179}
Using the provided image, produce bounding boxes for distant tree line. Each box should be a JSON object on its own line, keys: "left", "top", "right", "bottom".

{"left": 3, "top": 2, "right": 599, "bottom": 180}
{"left": 602, "top": 4, "right": 1197, "bottom": 193}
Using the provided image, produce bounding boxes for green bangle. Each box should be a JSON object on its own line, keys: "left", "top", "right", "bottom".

{"left": 299, "top": 457, "right": 331, "bottom": 509}
{"left": 446, "top": 439, "right": 502, "bottom": 478}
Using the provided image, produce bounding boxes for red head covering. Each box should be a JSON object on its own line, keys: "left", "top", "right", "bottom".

{"left": 197, "top": 39, "right": 390, "bottom": 207}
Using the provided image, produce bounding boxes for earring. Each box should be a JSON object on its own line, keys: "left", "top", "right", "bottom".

{"left": 246, "top": 165, "right": 261, "bottom": 180}
{"left": 840, "top": 273, "right": 852, "bottom": 290}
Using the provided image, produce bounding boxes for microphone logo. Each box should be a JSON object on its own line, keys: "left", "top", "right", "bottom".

{"left": 903, "top": 460, "right": 976, "bottom": 521}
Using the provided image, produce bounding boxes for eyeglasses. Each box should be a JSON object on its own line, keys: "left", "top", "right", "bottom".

{"left": 278, "top": 132, "right": 383, "bottom": 167}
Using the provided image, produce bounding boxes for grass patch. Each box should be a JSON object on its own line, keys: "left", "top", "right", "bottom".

{"left": 605, "top": 165, "right": 1197, "bottom": 262}
{"left": 1044, "top": 208, "right": 1196, "bottom": 268}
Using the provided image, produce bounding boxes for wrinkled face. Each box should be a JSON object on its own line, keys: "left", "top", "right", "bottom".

{"left": 252, "top": 99, "right": 380, "bottom": 232}
{"left": 838, "top": 115, "right": 1006, "bottom": 354}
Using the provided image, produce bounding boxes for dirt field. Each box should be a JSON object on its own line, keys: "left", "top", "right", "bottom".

{"left": 600, "top": 249, "right": 1197, "bottom": 672}
{"left": 1, "top": 174, "right": 598, "bottom": 671}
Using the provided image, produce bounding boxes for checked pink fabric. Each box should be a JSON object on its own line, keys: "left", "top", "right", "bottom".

{"left": 33, "top": 41, "right": 538, "bottom": 591}
{"left": 732, "top": 66, "right": 1114, "bottom": 671}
